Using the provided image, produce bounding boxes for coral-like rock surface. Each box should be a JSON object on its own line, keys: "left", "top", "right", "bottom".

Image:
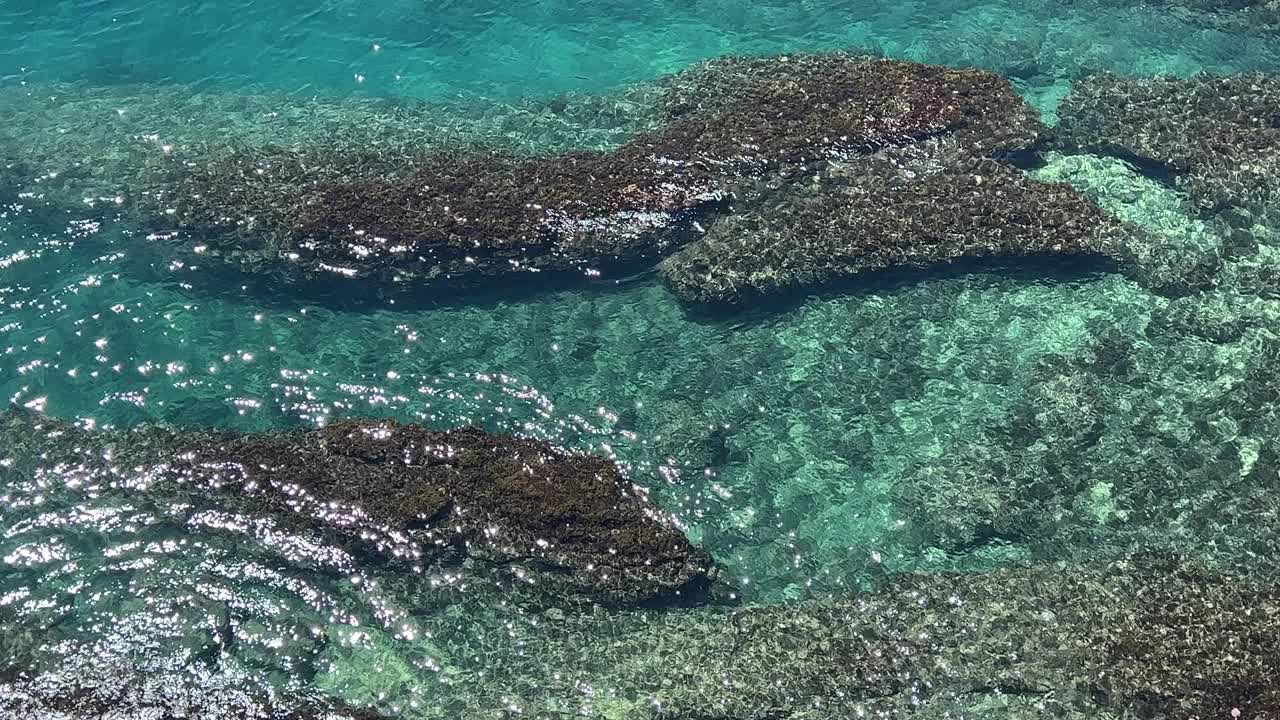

{"left": 349, "top": 554, "right": 1280, "bottom": 718}
{"left": 0, "top": 410, "right": 716, "bottom": 605}
{"left": 1057, "top": 71, "right": 1280, "bottom": 212}
{"left": 1, "top": 53, "right": 1051, "bottom": 297}
{"left": 660, "top": 142, "right": 1135, "bottom": 304}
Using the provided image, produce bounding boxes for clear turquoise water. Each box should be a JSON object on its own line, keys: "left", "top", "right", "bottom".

{"left": 4, "top": 1, "right": 1280, "bottom": 717}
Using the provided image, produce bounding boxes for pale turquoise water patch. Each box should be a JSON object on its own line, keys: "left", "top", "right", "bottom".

{"left": 4, "top": 0, "right": 1280, "bottom": 98}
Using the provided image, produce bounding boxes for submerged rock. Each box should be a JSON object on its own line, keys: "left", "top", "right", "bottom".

{"left": 158, "top": 145, "right": 727, "bottom": 286}
{"left": 1056, "top": 72, "right": 1280, "bottom": 213}
{"left": 393, "top": 554, "right": 1280, "bottom": 718}
{"left": 654, "top": 52, "right": 1043, "bottom": 163}
{"left": 0, "top": 410, "right": 717, "bottom": 605}
{"left": 3, "top": 53, "right": 1045, "bottom": 296}
{"left": 158, "top": 54, "right": 1042, "bottom": 289}
{"left": 0, "top": 661, "right": 382, "bottom": 720}
{"left": 660, "top": 142, "right": 1136, "bottom": 304}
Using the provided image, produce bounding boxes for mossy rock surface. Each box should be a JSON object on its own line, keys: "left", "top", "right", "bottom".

{"left": 0, "top": 409, "right": 718, "bottom": 606}
{"left": 1, "top": 53, "right": 1052, "bottom": 299}
{"left": 1057, "top": 71, "right": 1280, "bottom": 213}
{"left": 659, "top": 143, "right": 1138, "bottom": 304}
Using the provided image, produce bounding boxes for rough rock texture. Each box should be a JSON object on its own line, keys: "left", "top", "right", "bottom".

{"left": 1056, "top": 72, "right": 1280, "bottom": 213}
{"left": 0, "top": 409, "right": 716, "bottom": 605}
{"left": 390, "top": 554, "right": 1280, "bottom": 719}
{"left": 705, "top": 556, "right": 1280, "bottom": 719}
{"left": 160, "top": 146, "right": 725, "bottom": 286}
{"left": 658, "top": 53, "right": 1043, "bottom": 161}
{"left": 17, "top": 53, "right": 1042, "bottom": 292}
{"left": 660, "top": 141, "right": 1136, "bottom": 304}
{"left": 0, "top": 661, "right": 383, "bottom": 720}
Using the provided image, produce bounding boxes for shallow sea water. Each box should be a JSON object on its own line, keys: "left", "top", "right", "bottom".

{"left": 4, "top": 1, "right": 1280, "bottom": 718}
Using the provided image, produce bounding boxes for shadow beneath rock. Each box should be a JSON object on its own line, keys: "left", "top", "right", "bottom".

{"left": 123, "top": 244, "right": 670, "bottom": 314}
{"left": 674, "top": 253, "right": 1123, "bottom": 328}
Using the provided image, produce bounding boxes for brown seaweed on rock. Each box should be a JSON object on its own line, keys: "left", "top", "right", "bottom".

{"left": 1056, "top": 71, "right": 1280, "bottom": 214}
{"left": 0, "top": 662, "right": 384, "bottom": 720}
{"left": 142, "top": 53, "right": 1045, "bottom": 290}
{"left": 0, "top": 409, "right": 717, "bottom": 606}
{"left": 430, "top": 554, "right": 1280, "bottom": 718}
{"left": 659, "top": 141, "right": 1138, "bottom": 304}
{"left": 658, "top": 53, "right": 1044, "bottom": 160}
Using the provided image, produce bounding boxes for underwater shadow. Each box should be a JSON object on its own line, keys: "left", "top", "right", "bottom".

{"left": 674, "top": 253, "right": 1124, "bottom": 328}
{"left": 123, "top": 246, "right": 672, "bottom": 314}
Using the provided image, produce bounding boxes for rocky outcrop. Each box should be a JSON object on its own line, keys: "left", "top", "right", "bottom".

{"left": 389, "top": 554, "right": 1280, "bottom": 718}
{"left": 157, "top": 54, "right": 1045, "bottom": 289}
{"left": 1057, "top": 71, "right": 1280, "bottom": 213}
{"left": 2, "top": 53, "right": 1053, "bottom": 297}
{"left": 696, "top": 555, "right": 1280, "bottom": 718}
{"left": 659, "top": 141, "right": 1135, "bottom": 304}
{"left": 0, "top": 661, "right": 384, "bottom": 720}
{"left": 0, "top": 409, "right": 717, "bottom": 605}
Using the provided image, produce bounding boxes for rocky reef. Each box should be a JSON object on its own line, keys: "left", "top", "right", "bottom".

{"left": 2, "top": 52, "right": 1115, "bottom": 302}
{"left": 7, "top": 550, "right": 1275, "bottom": 718}
{"left": 660, "top": 140, "right": 1136, "bottom": 304}
{"left": 144, "top": 53, "right": 1045, "bottom": 291}
{"left": 308, "top": 554, "right": 1280, "bottom": 719}
{"left": 0, "top": 409, "right": 717, "bottom": 605}
{"left": 0, "top": 661, "right": 383, "bottom": 720}
{"left": 1056, "top": 71, "right": 1280, "bottom": 213}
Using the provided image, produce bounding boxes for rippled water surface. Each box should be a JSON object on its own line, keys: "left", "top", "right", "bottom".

{"left": 5, "top": 1, "right": 1280, "bottom": 718}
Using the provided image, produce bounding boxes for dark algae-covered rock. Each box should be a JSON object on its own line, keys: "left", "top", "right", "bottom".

{"left": 0, "top": 409, "right": 716, "bottom": 605}
{"left": 162, "top": 145, "right": 726, "bottom": 286}
{"left": 408, "top": 554, "right": 1280, "bottom": 718}
{"left": 708, "top": 556, "right": 1280, "bottom": 718}
{"left": 0, "top": 662, "right": 385, "bottom": 720}
{"left": 653, "top": 52, "right": 1044, "bottom": 162}
{"left": 154, "top": 53, "right": 1052, "bottom": 294}
{"left": 659, "top": 143, "right": 1135, "bottom": 304}
{"left": 1057, "top": 71, "right": 1280, "bottom": 212}
{"left": 1, "top": 52, "right": 1096, "bottom": 303}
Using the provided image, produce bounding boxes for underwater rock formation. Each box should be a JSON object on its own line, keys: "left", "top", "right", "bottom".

{"left": 2, "top": 53, "right": 1050, "bottom": 296}
{"left": 1056, "top": 71, "right": 1280, "bottom": 213}
{"left": 659, "top": 141, "right": 1135, "bottom": 304}
{"left": 149, "top": 53, "right": 1043, "bottom": 289}
{"left": 385, "top": 554, "right": 1280, "bottom": 718}
{"left": 0, "top": 661, "right": 383, "bottom": 720}
{"left": 654, "top": 52, "right": 1043, "bottom": 162}
{"left": 702, "top": 555, "right": 1280, "bottom": 718}
{"left": 0, "top": 410, "right": 716, "bottom": 605}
